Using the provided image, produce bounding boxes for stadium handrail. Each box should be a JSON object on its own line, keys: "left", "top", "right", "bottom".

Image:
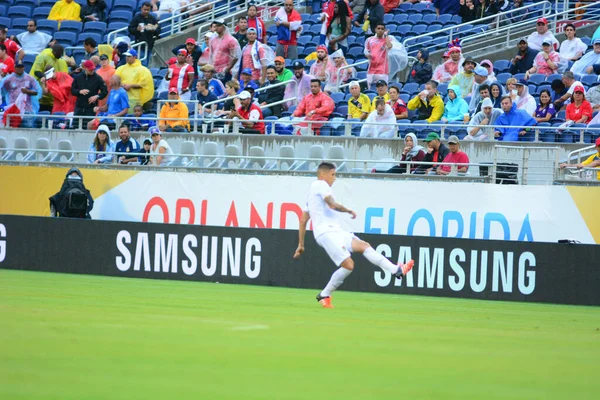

{"left": 335, "top": 60, "right": 368, "bottom": 92}
{"left": 566, "top": 144, "right": 597, "bottom": 164}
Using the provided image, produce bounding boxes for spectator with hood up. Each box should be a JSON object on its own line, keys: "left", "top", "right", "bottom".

{"left": 408, "top": 49, "right": 432, "bottom": 85}
{"left": 442, "top": 84, "right": 470, "bottom": 123}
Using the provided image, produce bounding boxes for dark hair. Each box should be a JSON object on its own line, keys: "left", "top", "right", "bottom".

{"left": 375, "top": 98, "right": 385, "bottom": 108}
{"left": 318, "top": 162, "right": 336, "bottom": 171}
{"left": 28, "top": 20, "right": 36, "bottom": 27}
{"left": 501, "top": 95, "right": 512, "bottom": 103}
{"left": 389, "top": 85, "right": 400, "bottom": 94}
{"left": 564, "top": 23, "right": 576, "bottom": 33}
{"left": 538, "top": 89, "right": 552, "bottom": 106}
{"left": 248, "top": 4, "right": 257, "bottom": 12}
{"left": 551, "top": 79, "right": 565, "bottom": 92}
{"left": 426, "top": 80, "right": 438, "bottom": 88}
{"left": 118, "top": 124, "right": 130, "bottom": 132}
{"left": 141, "top": 2, "right": 151, "bottom": 9}
{"left": 376, "top": 23, "right": 386, "bottom": 29}
{"left": 198, "top": 79, "right": 209, "bottom": 89}
{"left": 93, "top": 130, "right": 110, "bottom": 150}
{"left": 0, "top": 43, "right": 6, "bottom": 52}
{"left": 327, "top": 1, "right": 350, "bottom": 38}
{"left": 310, "top": 78, "right": 321, "bottom": 85}
{"left": 84, "top": 37, "right": 97, "bottom": 48}
{"left": 266, "top": 65, "right": 276, "bottom": 72}
{"left": 238, "top": 16, "right": 247, "bottom": 22}
{"left": 478, "top": 83, "right": 490, "bottom": 93}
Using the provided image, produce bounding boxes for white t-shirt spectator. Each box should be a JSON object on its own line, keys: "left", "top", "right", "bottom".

{"left": 528, "top": 31, "right": 560, "bottom": 52}
{"left": 17, "top": 31, "right": 52, "bottom": 55}
{"left": 304, "top": 180, "right": 340, "bottom": 238}
{"left": 560, "top": 38, "right": 588, "bottom": 62}
{"left": 150, "top": 139, "right": 174, "bottom": 165}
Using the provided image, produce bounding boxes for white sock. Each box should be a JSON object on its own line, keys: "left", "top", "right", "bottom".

{"left": 363, "top": 247, "right": 398, "bottom": 274}
{"left": 321, "top": 267, "right": 352, "bottom": 297}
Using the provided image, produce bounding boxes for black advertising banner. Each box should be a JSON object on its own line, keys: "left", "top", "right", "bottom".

{"left": 1, "top": 215, "right": 599, "bottom": 306}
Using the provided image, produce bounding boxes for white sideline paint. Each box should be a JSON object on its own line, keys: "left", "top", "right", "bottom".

{"left": 231, "top": 324, "right": 270, "bottom": 331}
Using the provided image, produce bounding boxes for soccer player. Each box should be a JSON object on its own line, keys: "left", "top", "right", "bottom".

{"left": 293, "top": 162, "right": 414, "bottom": 308}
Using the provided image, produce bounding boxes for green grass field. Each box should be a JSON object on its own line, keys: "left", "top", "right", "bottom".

{"left": 1, "top": 270, "right": 598, "bottom": 399}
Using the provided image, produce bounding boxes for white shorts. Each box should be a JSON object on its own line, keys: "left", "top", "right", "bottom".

{"left": 316, "top": 229, "right": 359, "bottom": 266}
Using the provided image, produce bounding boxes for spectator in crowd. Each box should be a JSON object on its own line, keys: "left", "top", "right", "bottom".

{"left": 324, "top": 49, "right": 355, "bottom": 93}
{"left": 508, "top": 0, "right": 528, "bottom": 23}
{"left": 173, "top": 38, "right": 203, "bottom": 78}
{"left": 533, "top": 89, "right": 556, "bottom": 123}
{"left": 215, "top": 80, "right": 241, "bottom": 119}
{"left": 510, "top": 38, "right": 538, "bottom": 74}
{"left": 113, "top": 40, "right": 130, "bottom": 69}
{"left": 129, "top": 104, "right": 154, "bottom": 131}
{"left": 196, "top": 79, "right": 218, "bottom": 117}
{"left": 48, "top": 0, "right": 81, "bottom": 24}
{"left": 560, "top": 23, "right": 587, "bottom": 63}
{"left": 198, "top": 32, "right": 215, "bottom": 69}
{"left": 419, "top": 132, "right": 449, "bottom": 175}
{"left": 167, "top": 49, "right": 195, "bottom": 101}
{"left": 159, "top": 87, "right": 190, "bottom": 132}
{"left": 71, "top": 59, "right": 107, "bottom": 126}
{"left": 408, "top": 49, "right": 432, "bottom": 85}
{"left": 244, "top": 4, "right": 266, "bottom": 43}
{"left": 360, "top": 98, "right": 397, "bottom": 138}
{"left": 494, "top": 95, "right": 536, "bottom": 141}
{"left": 472, "top": 84, "right": 491, "bottom": 114}
{"left": 237, "top": 27, "right": 269, "bottom": 85}
{"left": 96, "top": 54, "right": 115, "bottom": 109}
{"left": 467, "top": 66, "right": 492, "bottom": 112}
{"left": 87, "top": 124, "right": 114, "bottom": 164}
{"left": 571, "top": 38, "right": 600, "bottom": 76}
{"left": 208, "top": 18, "right": 241, "bottom": 82}
{"left": 327, "top": 1, "right": 352, "bottom": 55}
{"left": 128, "top": 2, "right": 161, "bottom": 55}
{"left": 199, "top": 64, "right": 226, "bottom": 98}
{"left": 528, "top": 17, "right": 559, "bottom": 51}
{"left": 433, "top": 41, "right": 464, "bottom": 83}
{"left": 450, "top": 58, "right": 476, "bottom": 98}
{"left": 30, "top": 44, "right": 69, "bottom": 112}
{"left": 16, "top": 21, "right": 52, "bottom": 56}
{"left": 459, "top": 0, "right": 478, "bottom": 23}
{"left": 0, "top": 26, "right": 25, "bottom": 62}
{"left": 514, "top": 79, "right": 536, "bottom": 115}
{"left": 275, "top": 0, "right": 302, "bottom": 59}
{"left": 156, "top": 0, "right": 189, "bottom": 18}
{"left": 140, "top": 138, "right": 152, "bottom": 165}
{"left": 230, "top": 90, "right": 264, "bottom": 134}
{"left": 466, "top": 97, "right": 502, "bottom": 141}
{"left": 586, "top": 84, "right": 600, "bottom": 111}
{"left": 559, "top": 137, "right": 600, "bottom": 180}
{"left": 526, "top": 41, "right": 560, "bottom": 78}
{"left": 505, "top": 77, "right": 518, "bottom": 101}
{"left": 80, "top": 0, "right": 107, "bottom": 23}
{"left": 347, "top": 80, "right": 371, "bottom": 120}
{"left": 442, "top": 85, "right": 469, "bottom": 123}
{"left": 350, "top": 0, "right": 367, "bottom": 16}
{"left": 434, "top": 0, "right": 461, "bottom": 17}
{"left": 371, "top": 80, "right": 390, "bottom": 108}
{"left": 274, "top": 56, "right": 292, "bottom": 82}
{"left": 364, "top": 23, "right": 392, "bottom": 89}
{"left": 0, "top": 44, "right": 14, "bottom": 75}
{"left": 566, "top": 85, "right": 592, "bottom": 124}
{"left": 385, "top": 133, "right": 426, "bottom": 174}
{"left": 115, "top": 49, "right": 154, "bottom": 113}
{"left": 83, "top": 38, "right": 99, "bottom": 60}
{"left": 482, "top": 0, "right": 511, "bottom": 20}
{"left": 239, "top": 68, "right": 259, "bottom": 92}
{"left": 285, "top": 61, "right": 314, "bottom": 109}
{"left": 1, "top": 61, "right": 40, "bottom": 128}
{"left": 354, "top": 0, "right": 384, "bottom": 35}
{"left": 489, "top": 82, "right": 503, "bottom": 108}
{"left": 233, "top": 16, "right": 249, "bottom": 49}
{"left": 310, "top": 45, "right": 330, "bottom": 83}
{"left": 478, "top": 59, "right": 497, "bottom": 82}
{"left": 388, "top": 85, "right": 408, "bottom": 120}
{"left": 292, "top": 79, "right": 335, "bottom": 135}
{"left": 437, "top": 135, "right": 469, "bottom": 175}
{"left": 407, "top": 80, "right": 444, "bottom": 123}
{"left": 40, "top": 67, "right": 76, "bottom": 115}
{"left": 149, "top": 128, "right": 174, "bottom": 166}
{"left": 115, "top": 124, "right": 141, "bottom": 164}
{"left": 258, "top": 66, "right": 285, "bottom": 117}
{"left": 89, "top": 74, "right": 129, "bottom": 130}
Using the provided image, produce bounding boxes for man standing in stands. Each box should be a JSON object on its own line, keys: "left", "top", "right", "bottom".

{"left": 407, "top": 80, "right": 445, "bottom": 123}
{"left": 275, "top": 0, "right": 302, "bottom": 59}
{"left": 208, "top": 18, "right": 241, "bottom": 82}
{"left": 83, "top": 38, "right": 99, "bottom": 60}
{"left": 510, "top": 38, "right": 538, "bottom": 74}
{"left": 128, "top": 2, "right": 161, "bottom": 56}
{"left": 172, "top": 38, "right": 203, "bottom": 78}
{"left": 233, "top": 16, "right": 249, "bottom": 49}
{"left": 310, "top": 46, "right": 330, "bottom": 83}
{"left": 31, "top": 43, "right": 69, "bottom": 112}
{"left": 167, "top": 49, "right": 195, "bottom": 101}
{"left": 285, "top": 61, "right": 314, "bottom": 109}
{"left": 17, "top": 21, "right": 52, "bottom": 56}
{"left": 419, "top": 132, "right": 450, "bottom": 175}
{"left": 71, "top": 60, "right": 107, "bottom": 127}
{"left": 527, "top": 17, "right": 559, "bottom": 51}
{"left": 231, "top": 90, "right": 265, "bottom": 134}
{"left": 0, "top": 61, "right": 40, "bottom": 128}
{"left": 0, "top": 26, "right": 25, "bottom": 62}
{"left": 159, "top": 87, "right": 190, "bottom": 132}
{"left": 364, "top": 23, "right": 392, "bottom": 89}
{"left": 494, "top": 95, "right": 536, "bottom": 141}
{"left": 40, "top": 67, "right": 76, "bottom": 116}
{"left": 354, "top": 0, "right": 384, "bottom": 35}
{"left": 274, "top": 56, "right": 293, "bottom": 82}
{"left": 115, "top": 49, "right": 154, "bottom": 113}
{"left": 196, "top": 79, "right": 218, "bottom": 117}
{"left": 258, "top": 66, "right": 285, "bottom": 118}
{"left": 347, "top": 81, "right": 371, "bottom": 120}
{"left": 293, "top": 79, "right": 335, "bottom": 135}
{"left": 238, "top": 28, "right": 267, "bottom": 85}
{"left": 96, "top": 54, "right": 115, "bottom": 109}
{"left": 554, "top": 71, "right": 583, "bottom": 110}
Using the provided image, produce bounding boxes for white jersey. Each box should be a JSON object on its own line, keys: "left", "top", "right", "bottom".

{"left": 304, "top": 180, "right": 342, "bottom": 238}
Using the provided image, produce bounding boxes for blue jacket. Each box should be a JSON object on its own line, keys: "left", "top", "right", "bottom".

{"left": 443, "top": 85, "right": 469, "bottom": 122}
{"left": 495, "top": 102, "right": 536, "bottom": 141}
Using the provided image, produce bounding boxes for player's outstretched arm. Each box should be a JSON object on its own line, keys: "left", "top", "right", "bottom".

{"left": 324, "top": 196, "right": 357, "bottom": 219}
{"left": 293, "top": 211, "right": 311, "bottom": 259}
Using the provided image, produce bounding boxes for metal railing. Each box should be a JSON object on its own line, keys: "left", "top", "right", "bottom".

{"left": 335, "top": 60, "right": 366, "bottom": 92}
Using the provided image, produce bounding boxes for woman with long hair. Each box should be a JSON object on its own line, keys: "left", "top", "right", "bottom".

{"left": 489, "top": 82, "right": 503, "bottom": 108}
{"left": 533, "top": 89, "right": 556, "bottom": 123}
{"left": 327, "top": 1, "right": 351, "bottom": 55}
{"left": 87, "top": 124, "right": 114, "bottom": 164}
{"left": 566, "top": 85, "right": 593, "bottom": 124}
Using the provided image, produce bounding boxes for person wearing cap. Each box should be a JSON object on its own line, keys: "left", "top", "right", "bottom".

{"left": 526, "top": 40, "right": 560, "bottom": 78}
{"left": 0, "top": 44, "right": 14, "bottom": 76}
{"left": 407, "top": 80, "right": 445, "bottom": 123}
{"left": 172, "top": 38, "right": 203, "bottom": 79}
{"left": 1, "top": 60, "right": 41, "bottom": 128}
{"left": 71, "top": 59, "right": 108, "bottom": 126}
{"left": 237, "top": 27, "right": 269, "bottom": 84}
{"left": 560, "top": 137, "right": 600, "bottom": 180}
{"left": 310, "top": 45, "right": 330, "bottom": 83}
{"left": 560, "top": 23, "right": 588, "bottom": 63}
{"left": 238, "top": 68, "right": 259, "bottom": 93}
{"left": 442, "top": 84, "right": 469, "bottom": 123}
{"left": 48, "top": 0, "right": 82, "bottom": 25}
{"left": 149, "top": 128, "right": 174, "bottom": 166}
{"left": 360, "top": 97, "right": 397, "bottom": 138}
{"left": 196, "top": 79, "right": 219, "bottom": 117}
{"left": 258, "top": 66, "right": 285, "bottom": 118}
{"left": 571, "top": 38, "right": 600, "bottom": 76}
{"left": 293, "top": 79, "right": 335, "bottom": 135}
{"left": 115, "top": 48, "right": 154, "bottom": 113}
{"left": 96, "top": 54, "right": 115, "bottom": 109}
{"left": 167, "top": 49, "right": 195, "bottom": 101}
{"left": 158, "top": 87, "right": 190, "bottom": 132}
{"left": 417, "top": 132, "right": 449, "bottom": 175}
{"left": 0, "top": 25, "right": 25, "bottom": 62}
{"left": 433, "top": 40, "right": 465, "bottom": 83}
{"left": 494, "top": 95, "right": 536, "bottom": 141}
{"left": 30, "top": 44, "right": 69, "bottom": 112}
{"left": 274, "top": 56, "right": 293, "bottom": 82}
{"left": 466, "top": 97, "right": 502, "bottom": 141}
{"left": 87, "top": 124, "right": 115, "bottom": 164}
{"left": 347, "top": 81, "right": 371, "bottom": 120}
{"left": 39, "top": 66, "right": 76, "bottom": 116}
{"left": 437, "top": 135, "right": 469, "bottom": 175}
{"left": 233, "top": 16, "right": 249, "bottom": 49}
{"left": 274, "top": 0, "right": 302, "bottom": 59}
{"left": 514, "top": 78, "right": 536, "bottom": 115}
{"left": 527, "top": 17, "right": 559, "bottom": 52}
{"left": 364, "top": 23, "right": 392, "bottom": 89}
{"left": 229, "top": 90, "right": 265, "bottom": 134}
{"left": 510, "top": 38, "right": 538, "bottom": 74}
{"left": 467, "top": 65, "right": 495, "bottom": 114}
{"left": 408, "top": 49, "right": 432, "bottom": 85}
{"left": 371, "top": 80, "right": 390, "bottom": 109}
{"left": 244, "top": 3, "right": 266, "bottom": 43}
{"left": 16, "top": 20, "right": 52, "bottom": 56}
{"left": 199, "top": 64, "right": 227, "bottom": 98}
{"left": 565, "top": 85, "right": 592, "bottom": 125}
{"left": 208, "top": 18, "right": 241, "bottom": 82}
{"left": 89, "top": 74, "right": 129, "bottom": 130}
{"left": 284, "top": 61, "right": 315, "bottom": 109}
{"left": 128, "top": 2, "right": 161, "bottom": 55}
{"left": 449, "top": 58, "right": 476, "bottom": 99}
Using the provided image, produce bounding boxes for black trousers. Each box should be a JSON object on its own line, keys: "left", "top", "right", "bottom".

{"left": 74, "top": 106, "right": 96, "bottom": 128}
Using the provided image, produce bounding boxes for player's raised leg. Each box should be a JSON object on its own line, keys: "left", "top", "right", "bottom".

{"left": 352, "top": 238, "right": 414, "bottom": 279}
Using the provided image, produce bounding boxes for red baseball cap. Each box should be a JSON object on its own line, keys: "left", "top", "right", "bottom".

{"left": 537, "top": 17, "right": 548, "bottom": 25}
{"left": 168, "top": 86, "right": 179, "bottom": 94}
{"left": 573, "top": 85, "right": 585, "bottom": 93}
{"left": 596, "top": 137, "right": 600, "bottom": 146}
{"left": 82, "top": 60, "right": 95, "bottom": 71}
{"left": 185, "top": 38, "right": 196, "bottom": 45}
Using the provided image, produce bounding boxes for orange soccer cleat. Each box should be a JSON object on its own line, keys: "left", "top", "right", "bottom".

{"left": 316, "top": 294, "right": 334, "bottom": 308}
{"left": 394, "top": 259, "right": 415, "bottom": 280}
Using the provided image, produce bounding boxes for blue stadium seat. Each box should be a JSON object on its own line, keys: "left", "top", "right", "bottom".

{"left": 14, "top": 0, "right": 36, "bottom": 7}
{"left": 54, "top": 31, "right": 77, "bottom": 46}
{"left": 402, "top": 82, "right": 419, "bottom": 95}
{"left": 33, "top": 7, "right": 53, "bottom": 21}
{"left": 496, "top": 72, "right": 511, "bottom": 85}
{"left": 528, "top": 74, "right": 545, "bottom": 85}
{"left": 310, "top": 14, "right": 322, "bottom": 24}
{"left": 37, "top": 19, "right": 59, "bottom": 35}
{"left": 0, "top": 6, "right": 5, "bottom": 19}
{"left": 546, "top": 73, "right": 561, "bottom": 82}
{"left": 107, "top": 22, "right": 128, "bottom": 33}
{"left": 77, "top": 32, "right": 102, "bottom": 45}
{"left": 451, "top": 15, "right": 462, "bottom": 24}
{"left": 347, "top": 47, "right": 363, "bottom": 58}
{"left": 412, "top": 3, "right": 436, "bottom": 14}
{"left": 83, "top": 21, "right": 107, "bottom": 35}
{"left": 422, "top": 14, "right": 438, "bottom": 25}
{"left": 438, "top": 14, "right": 453, "bottom": 24}
{"left": 427, "top": 24, "right": 443, "bottom": 33}
{"left": 113, "top": 0, "right": 136, "bottom": 11}
{"left": 39, "top": 0, "right": 58, "bottom": 6}
{"left": 109, "top": 10, "right": 134, "bottom": 24}
{"left": 513, "top": 73, "right": 526, "bottom": 81}
{"left": 393, "top": 14, "right": 408, "bottom": 24}
{"left": 384, "top": 14, "right": 393, "bottom": 24}
{"left": 407, "top": 15, "right": 422, "bottom": 25}
{"left": 60, "top": 20, "right": 83, "bottom": 34}
{"left": 11, "top": 18, "right": 29, "bottom": 31}
{"left": 399, "top": 3, "right": 412, "bottom": 12}
{"left": 336, "top": 105, "right": 348, "bottom": 116}
{"left": 581, "top": 74, "right": 598, "bottom": 86}
{"left": 395, "top": 25, "right": 411, "bottom": 36}
{"left": 330, "top": 92, "right": 345, "bottom": 104}
{"left": 0, "top": 17, "right": 11, "bottom": 29}
{"left": 412, "top": 25, "right": 427, "bottom": 35}
{"left": 7, "top": 5, "right": 32, "bottom": 18}
{"left": 494, "top": 59, "right": 511, "bottom": 73}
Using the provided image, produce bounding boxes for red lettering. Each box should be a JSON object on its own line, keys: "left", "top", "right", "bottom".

{"left": 279, "top": 202, "right": 303, "bottom": 229}
{"left": 250, "top": 202, "right": 273, "bottom": 228}
{"left": 143, "top": 196, "right": 169, "bottom": 223}
{"left": 225, "top": 201, "right": 239, "bottom": 227}
{"left": 175, "top": 199, "right": 195, "bottom": 224}
{"left": 200, "top": 200, "right": 207, "bottom": 225}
